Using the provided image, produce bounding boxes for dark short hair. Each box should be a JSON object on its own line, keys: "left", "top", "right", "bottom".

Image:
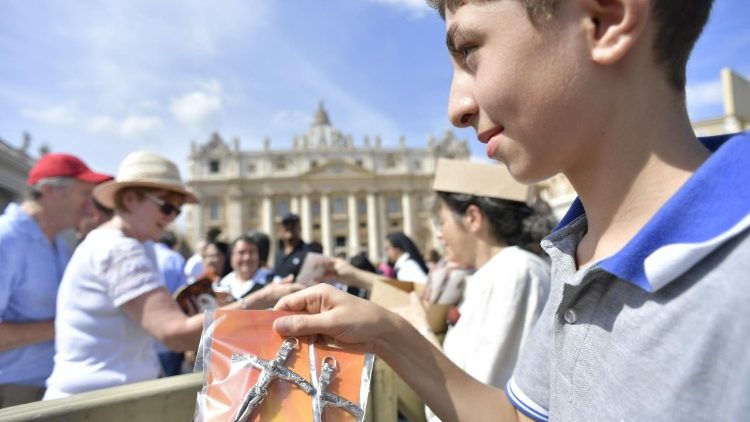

{"left": 281, "top": 213, "right": 300, "bottom": 225}
{"left": 425, "top": 0, "right": 715, "bottom": 91}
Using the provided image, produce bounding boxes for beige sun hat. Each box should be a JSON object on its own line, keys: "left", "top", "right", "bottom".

{"left": 93, "top": 151, "right": 199, "bottom": 209}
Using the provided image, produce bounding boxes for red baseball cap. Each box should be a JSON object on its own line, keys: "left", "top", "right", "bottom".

{"left": 27, "top": 153, "right": 113, "bottom": 186}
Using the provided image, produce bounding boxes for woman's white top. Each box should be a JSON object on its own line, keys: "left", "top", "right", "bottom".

{"left": 44, "top": 228, "right": 164, "bottom": 399}
{"left": 427, "top": 246, "right": 551, "bottom": 421}
{"left": 214, "top": 267, "right": 270, "bottom": 300}
{"left": 393, "top": 253, "right": 428, "bottom": 284}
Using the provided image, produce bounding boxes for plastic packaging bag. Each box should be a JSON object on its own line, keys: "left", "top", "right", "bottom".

{"left": 194, "top": 309, "right": 374, "bottom": 422}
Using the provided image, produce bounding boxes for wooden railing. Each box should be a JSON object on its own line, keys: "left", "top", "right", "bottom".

{"left": 0, "top": 373, "right": 202, "bottom": 422}
{"left": 0, "top": 365, "right": 426, "bottom": 422}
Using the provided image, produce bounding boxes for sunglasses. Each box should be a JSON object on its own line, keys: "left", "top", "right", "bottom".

{"left": 144, "top": 192, "right": 181, "bottom": 217}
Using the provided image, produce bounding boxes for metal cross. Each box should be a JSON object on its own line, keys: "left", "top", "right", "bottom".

{"left": 231, "top": 337, "right": 316, "bottom": 422}
{"left": 314, "top": 356, "right": 365, "bottom": 422}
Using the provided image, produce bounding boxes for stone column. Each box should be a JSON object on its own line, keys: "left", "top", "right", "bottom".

{"left": 366, "top": 192, "right": 379, "bottom": 263}
{"left": 290, "top": 196, "right": 300, "bottom": 215}
{"left": 190, "top": 203, "right": 204, "bottom": 247}
{"left": 401, "top": 190, "right": 414, "bottom": 237}
{"left": 261, "top": 196, "right": 273, "bottom": 236}
{"left": 320, "top": 193, "right": 332, "bottom": 255}
{"left": 377, "top": 193, "right": 387, "bottom": 242}
{"left": 261, "top": 196, "right": 275, "bottom": 263}
{"left": 226, "top": 186, "right": 244, "bottom": 239}
{"left": 347, "top": 193, "right": 360, "bottom": 256}
{"left": 300, "top": 194, "right": 312, "bottom": 242}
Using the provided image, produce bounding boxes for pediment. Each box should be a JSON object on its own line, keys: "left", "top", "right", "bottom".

{"left": 302, "top": 160, "right": 374, "bottom": 179}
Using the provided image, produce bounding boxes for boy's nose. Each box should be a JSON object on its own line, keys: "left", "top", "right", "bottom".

{"left": 448, "top": 73, "right": 478, "bottom": 128}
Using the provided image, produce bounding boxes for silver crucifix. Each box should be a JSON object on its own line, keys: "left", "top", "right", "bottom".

{"left": 231, "top": 337, "right": 316, "bottom": 422}
{"left": 313, "top": 356, "right": 365, "bottom": 422}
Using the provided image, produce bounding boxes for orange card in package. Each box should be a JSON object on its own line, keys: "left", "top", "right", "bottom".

{"left": 194, "top": 309, "right": 374, "bottom": 422}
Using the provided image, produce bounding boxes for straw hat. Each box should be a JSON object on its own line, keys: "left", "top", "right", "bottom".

{"left": 93, "top": 151, "right": 199, "bottom": 209}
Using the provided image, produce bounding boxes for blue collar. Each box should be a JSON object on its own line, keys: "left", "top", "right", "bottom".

{"left": 3, "top": 202, "right": 46, "bottom": 242}
{"left": 555, "top": 132, "right": 750, "bottom": 292}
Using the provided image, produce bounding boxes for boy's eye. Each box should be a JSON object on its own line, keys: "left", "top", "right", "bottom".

{"left": 461, "top": 45, "right": 476, "bottom": 59}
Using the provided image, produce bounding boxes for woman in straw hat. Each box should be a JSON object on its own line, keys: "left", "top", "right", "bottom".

{"left": 44, "top": 151, "right": 302, "bottom": 399}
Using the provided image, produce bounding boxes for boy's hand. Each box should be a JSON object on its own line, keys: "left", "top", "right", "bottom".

{"left": 273, "top": 284, "right": 392, "bottom": 353}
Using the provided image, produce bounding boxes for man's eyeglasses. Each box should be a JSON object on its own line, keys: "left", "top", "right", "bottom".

{"left": 144, "top": 192, "right": 181, "bottom": 217}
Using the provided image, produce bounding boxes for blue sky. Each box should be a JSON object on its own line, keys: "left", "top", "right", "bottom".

{"left": 1, "top": 0, "right": 748, "bottom": 176}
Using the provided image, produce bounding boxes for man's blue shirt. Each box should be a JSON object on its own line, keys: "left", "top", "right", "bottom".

{"left": 0, "top": 202, "right": 71, "bottom": 386}
{"left": 153, "top": 242, "right": 187, "bottom": 294}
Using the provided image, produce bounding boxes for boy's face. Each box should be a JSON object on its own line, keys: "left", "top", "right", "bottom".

{"left": 445, "top": 0, "right": 594, "bottom": 183}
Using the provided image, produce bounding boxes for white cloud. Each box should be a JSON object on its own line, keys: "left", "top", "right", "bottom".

{"left": 22, "top": 104, "right": 162, "bottom": 139}
{"left": 119, "top": 115, "right": 163, "bottom": 137}
{"left": 22, "top": 106, "right": 77, "bottom": 126}
{"left": 170, "top": 81, "right": 223, "bottom": 127}
{"left": 85, "top": 115, "right": 117, "bottom": 133}
{"left": 686, "top": 79, "right": 723, "bottom": 109}
{"left": 370, "top": 0, "right": 432, "bottom": 16}
{"left": 272, "top": 110, "right": 312, "bottom": 128}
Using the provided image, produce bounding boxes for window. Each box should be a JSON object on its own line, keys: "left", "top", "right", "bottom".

{"left": 247, "top": 162, "right": 256, "bottom": 173}
{"left": 333, "top": 197, "right": 345, "bottom": 215}
{"left": 311, "top": 160, "right": 318, "bottom": 168}
{"left": 385, "top": 154, "right": 398, "bottom": 169}
{"left": 412, "top": 160, "right": 422, "bottom": 171}
{"left": 335, "top": 236, "right": 347, "bottom": 248}
{"left": 312, "top": 201, "right": 321, "bottom": 217}
{"left": 355, "top": 159, "right": 363, "bottom": 167}
{"left": 387, "top": 197, "right": 401, "bottom": 214}
{"left": 357, "top": 199, "right": 367, "bottom": 215}
{"left": 276, "top": 199, "right": 290, "bottom": 218}
{"left": 209, "top": 200, "right": 221, "bottom": 221}
{"left": 247, "top": 201, "right": 257, "bottom": 219}
{"left": 209, "top": 160, "right": 220, "bottom": 173}
{"left": 274, "top": 157, "right": 286, "bottom": 171}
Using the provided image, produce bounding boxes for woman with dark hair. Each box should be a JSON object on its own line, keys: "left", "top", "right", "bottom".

{"left": 202, "top": 240, "right": 231, "bottom": 279}
{"left": 384, "top": 231, "right": 429, "bottom": 283}
{"left": 214, "top": 235, "right": 302, "bottom": 308}
{"left": 246, "top": 231, "right": 271, "bottom": 269}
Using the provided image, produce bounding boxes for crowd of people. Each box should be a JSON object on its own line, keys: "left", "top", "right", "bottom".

{"left": 0, "top": 144, "right": 558, "bottom": 412}
{"left": 2, "top": 0, "right": 748, "bottom": 420}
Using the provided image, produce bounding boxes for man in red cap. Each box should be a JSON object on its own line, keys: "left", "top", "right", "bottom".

{"left": 0, "top": 153, "right": 111, "bottom": 407}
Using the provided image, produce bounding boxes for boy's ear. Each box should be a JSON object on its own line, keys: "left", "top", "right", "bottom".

{"left": 580, "top": 0, "right": 650, "bottom": 65}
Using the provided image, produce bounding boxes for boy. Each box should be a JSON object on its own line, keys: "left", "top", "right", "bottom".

{"left": 273, "top": 0, "right": 750, "bottom": 420}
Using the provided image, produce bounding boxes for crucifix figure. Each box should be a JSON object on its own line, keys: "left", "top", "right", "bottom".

{"left": 314, "top": 356, "right": 365, "bottom": 422}
{"left": 231, "top": 337, "right": 316, "bottom": 422}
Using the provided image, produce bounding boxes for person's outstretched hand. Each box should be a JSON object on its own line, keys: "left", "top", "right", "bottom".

{"left": 273, "top": 284, "right": 393, "bottom": 353}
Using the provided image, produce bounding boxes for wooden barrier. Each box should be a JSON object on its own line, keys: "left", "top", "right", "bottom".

{"left": 0, "top": 368, "right": 426, "bottom": 422}
{"left": 0, "top": 373, "right": 202, "bottom": 422}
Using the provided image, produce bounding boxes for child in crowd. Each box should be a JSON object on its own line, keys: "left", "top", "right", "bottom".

{"left": 272, "top": 0, "right": 750, "bottom": 420}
